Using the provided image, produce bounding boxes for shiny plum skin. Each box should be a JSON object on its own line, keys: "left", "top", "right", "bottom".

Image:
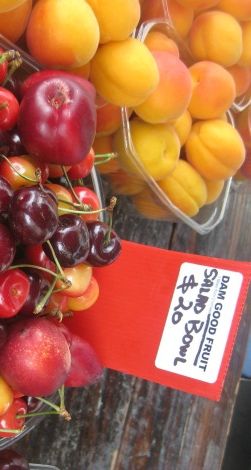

{"left": 18, "top": 76, "right": 96, "bottom": 165}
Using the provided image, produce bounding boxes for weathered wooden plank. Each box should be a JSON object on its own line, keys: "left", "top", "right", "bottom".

{"left": 15, "top": 182, "right": 251, "bottom": 470}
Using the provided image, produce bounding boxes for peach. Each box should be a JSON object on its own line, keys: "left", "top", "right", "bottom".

{"left": 227, "top": 64, "right": 251, "bottom": 97}
{"left": 144, "top": 31, "right": 179, "bottom": 56}
{"left": 188, "top": 11, "right": 243, "bottom": 67}
{"left": 168, "top": 0, "right": 194, "bottom": 38}
{"left": 188, "top": 61, "right": 236, "bottom": 119}
{"left": 134, "top": 51, "right": 192, "bottom": 123}
{"left": 96, "top": 102, "right": 122, "bottom": 136}
{"left": 112, "top": 119, "right": 180, "bottom": 180}
{"left": 172, "top": 110, "right": 192, "bottom": 146}
{"left": 86, "top": 0, "right": 140, "bottom": 44}
{"left": 158, "top": 160, "right": 208, "bottom": 217}
{"left": 107, "top": 169, "right": 145, "bottom": 196}
{"left": 26, "top": 0, "right": 100, "bottom": 68}
{"left": 174, "top": 0, "right": 219, "bottom": 11}
{"left": 204, "top": 179, "right": 225, "bottom": 204}
{"left": 0, "top": 0, "right": 32, "bottom": 43}
{"left": 92, "top": 134, "right": 120, "bottom": 174}
{"left": 185, "top": 119, "right": 246, "bottom": 180}
{"left": 218, "top": 0, "right": 251, "bottom": 22}
{"left": 90, "top": 38, "right": 159, "bottom": 107}
{"left": 238, "top": 22, "right": 251, "bottom": 68}
{"left": 132, "top": 187, "right": 176, "bottom": 220}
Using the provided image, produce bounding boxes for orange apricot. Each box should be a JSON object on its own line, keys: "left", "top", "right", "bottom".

{"left": 0, "top": 0, "right": 32, "bottom": 43}
{"left": 188, "top": 61, "right": 236, "bottom": 119}
{"left": 26, "top": 0, "right": 100, "bottom": 69}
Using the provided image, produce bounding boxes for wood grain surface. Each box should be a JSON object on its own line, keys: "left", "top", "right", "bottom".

{"left": 15, "top": 182, "right": 251, "bottom": 470}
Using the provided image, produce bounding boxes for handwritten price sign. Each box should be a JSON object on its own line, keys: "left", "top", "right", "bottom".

{"left": 66, "top": 241, "right": 251, "bottom": 401}
{"left": 155, "top": 263, "right": 243, "bottom": 383}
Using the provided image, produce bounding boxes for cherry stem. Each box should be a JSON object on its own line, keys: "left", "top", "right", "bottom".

{"left": 8, "top": 263, "right": 62, "bottom": 280}
{"left": 34, "top": 275, "right": 58, "bottom": 314}
{"left": 46, "top": 240, "right": 67, "bottom": 280}
{"left": 0, "top": 428, "right": 22, "bottom": 434}
{"left": 0, "top": 153, "right": 41, "bottom": 184}
{"left": 57, "top": 197, "right": 91, "bottom": 211}
{"left": 94, "top": 152, "right": 118, "bottom": 166}
{"left": 104, "top": 196, "right": 117, "bottom": 245}
{"left": 61, "top": 165, "right": 82, "bottom": 205}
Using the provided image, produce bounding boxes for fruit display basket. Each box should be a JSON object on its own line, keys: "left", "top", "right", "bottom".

{"left": 101, "top": 0, "right": 250, "bottom": 235}
{"left": 0, "top": 33, "right": 108, "bottom": 448}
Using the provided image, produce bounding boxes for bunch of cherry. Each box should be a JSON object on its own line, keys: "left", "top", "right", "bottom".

{"left": 0, "top": 48, "right": 121, "bottom": 439}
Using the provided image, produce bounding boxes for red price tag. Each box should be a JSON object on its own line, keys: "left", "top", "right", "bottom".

{"left": 65, "top": 240, "right": 251, "bottom": 401}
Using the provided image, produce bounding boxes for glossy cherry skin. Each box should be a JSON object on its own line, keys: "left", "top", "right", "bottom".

{"left": 0, "top": 87, "right": 19, "bottom": 132}
{"left": 0, "top": 223, "right": 16, "bottom": 272}
{"left": 73, "top": 186, "right": 101, "bottom": 222}
{"left": 18, "top": 75, "right": 96, "bottom": 165}
{"left": 0, "top": 397, "right": 27, "bottom": 438}
{"left": 86, "top": 221, "right": 122, "bottom": 267}
{"left": 67, "top": 148, "right": 95, "bottom": 179}
{"left": 43, "top": 214, "right": 90, "bottom": 268}
{"left": 0, "top": 128, "right": 26, "bottom": 156}
{"left": 0, "top": 176, "right": 13, "bottom": 213}
{"left": 18, "top": 271, "right": 50, "bottom": 316}
{"left": 0, "top": 269, "right": 30, "bottom": 318}
{"left": 8, "top": 185, "right": 59, "bottom": 245}
{"left": 0, "top": 449, "right": 29, "bottom": 470}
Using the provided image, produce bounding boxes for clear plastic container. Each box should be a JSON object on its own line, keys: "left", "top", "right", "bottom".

{"left": 113, "top": 15, "right": 234, "bottom": 234}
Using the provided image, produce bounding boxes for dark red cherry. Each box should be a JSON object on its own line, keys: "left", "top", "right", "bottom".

{"left": 0, "top": 222, "right": 16, "bottom": 272}
{"left": 43, "top": 214, "right": 90, "bottom": 267}
{"left": 8, "top": 185, "right": 58, "bottom": 245}
{"left": 86, "top": 221, "right": 121, "bottom": 267}
{"left": 0, "top": 175, "right": 13, "bottom": 213}
{"left": 18, "top": 271, "right": 50, "bottom": 316}
{"left": 0, "top": 448, "right": 29, "bottom": 470}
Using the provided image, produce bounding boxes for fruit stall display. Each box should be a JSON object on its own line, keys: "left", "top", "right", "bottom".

{"left": 0, "top": 24, "right": 122, "bottom": 448}
{"left": 0, "top": 0, "right": 250, "bottom": 449}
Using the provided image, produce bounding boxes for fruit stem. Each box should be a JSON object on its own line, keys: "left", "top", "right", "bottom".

{"left": 57, "top": 197, "right": 91, "bottom": 211}
{"left": 62, "top": 165, "right": 83, "bottom": 205}
{"left": 8, "top": 263, "right": 61, "bottom": 280}
{"left": 94, "top": 152, "right": 118, "bottom": 166}
{"left": 104, "top": 197, "right": 117, "bottom": 245}
{"left": 0, "top": 428, "right": 23, "bottom": 434}
{"left": 16, "top": 411, "right": 60, "bottom": 419}
{"left": 2, "top": 51, "right": 22, "bottom": 86}
{"left": 46, "top": 240, "right": 67, "bottom": 280}
{"left": 0, "top": 153, "right": 41, "bottom": 184}
{"left": 34, "top": 275, "right": 58, "bottom": 314}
